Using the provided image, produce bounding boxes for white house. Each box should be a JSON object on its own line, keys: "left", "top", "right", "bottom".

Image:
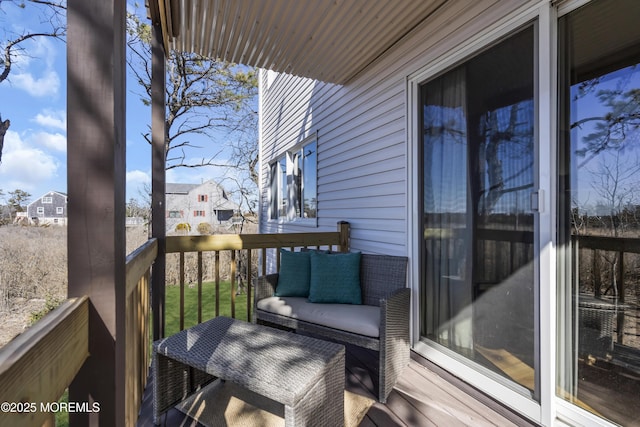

{"left": 166, "top": 180, "right": 239, "bottom": 234}
{"left": 26, "top": 191, "right": 68, "bottom": 226}
{"left": 258, "top": 1, "right": 640, "bottom": 426}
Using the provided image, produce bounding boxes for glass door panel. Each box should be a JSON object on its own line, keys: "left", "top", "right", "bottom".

{"left": 420, "top": 26, "right": 537, "bottom": 396}
{"left": 558, "top": 1, "right": 640, "bottom": 425}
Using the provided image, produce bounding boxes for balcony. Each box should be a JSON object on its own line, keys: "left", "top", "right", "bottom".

{"left": 0, "top": 223, "right": 532, "bottom": 426}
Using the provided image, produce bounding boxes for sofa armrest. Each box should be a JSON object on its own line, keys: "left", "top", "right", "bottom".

{"left": 378, "top": 287, "right": 411, "bottom": 402}
{"left": 255, "top": 274, "right": 279, "bottom": 303}
{"left": 380, "top": 287, "right": 411, "bottom": 340}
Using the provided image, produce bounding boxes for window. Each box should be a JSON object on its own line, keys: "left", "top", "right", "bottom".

{"left": 42, "top": 197, "right": 52, "bottom": 203}
{"left": 37, "top": 207, "right": 44, "bottom": 215}
{"left": 194, "top": 210, "right": 206, "bottom": 217}
{"left": 168, "top": 210, "right": 182, "bottom": 218}
{"left": 56, "top": 207, "right": 63, "bottom": 215}
{"left": 558, "top": 2, "right": 640, "bottom": 425}
{"left": 269, "top": 135, "right": 317, "bottom": 221}
{"left": 269, "top": 157, "right": 288, "bottom": 220}
{"left": 293, "top": 139, "right": 317, "bottom": 219}
{"left": 197, "top": 194, "right": 208, "bottom": 202}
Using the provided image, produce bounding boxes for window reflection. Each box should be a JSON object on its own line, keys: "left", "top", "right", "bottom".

{"left": 559, "top": 1, "right": 640, "bottom": 425}
{"left": 420, "top": 26, "right": 537, "bottom": 395}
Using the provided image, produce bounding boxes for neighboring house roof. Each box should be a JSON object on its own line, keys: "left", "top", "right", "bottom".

{"left": 166, "top": 183, "right": 199, "bottom": 194}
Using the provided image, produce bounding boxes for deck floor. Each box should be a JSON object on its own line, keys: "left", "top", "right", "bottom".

{"left": 137, "top": 343, "right": 534, "bottom": 427}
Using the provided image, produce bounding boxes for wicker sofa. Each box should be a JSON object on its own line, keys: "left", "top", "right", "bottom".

{"left": 254, "top": 253, "right": 410, "bottom": 403}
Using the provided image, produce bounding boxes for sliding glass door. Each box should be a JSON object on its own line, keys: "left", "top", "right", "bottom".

{"left": 558, "top": 1, "right": 640, "bottom": 425}
{"left": 419, "top": 25, "right": 538, "bottom": 397}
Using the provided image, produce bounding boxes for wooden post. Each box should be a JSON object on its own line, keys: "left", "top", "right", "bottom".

{"left": 67, "top": 0, "right": 127, "bottom": 425}
{"left": 616, "top": 250, "right": 625, "bottom": 345}
{"left": 151, "top": 20, "right": 167, "bottom": 340}
{"left": 616, "top": 251, "right": 625, "bottom": 303}
{"left": 338, "top": 221, "right": 350, "bottom": 252}
{"left": 593, "top": 249, "right": 601, "bottom": 298}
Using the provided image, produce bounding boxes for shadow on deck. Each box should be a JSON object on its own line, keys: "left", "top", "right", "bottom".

{"left": 137, "top": 342, "right": 536, "bottom": 427}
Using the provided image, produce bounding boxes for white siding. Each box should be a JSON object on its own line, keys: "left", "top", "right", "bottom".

{"left": 259, "top": 0, "right": 535, "bottom": 255}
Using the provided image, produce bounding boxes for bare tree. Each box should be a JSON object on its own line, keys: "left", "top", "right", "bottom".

{"left": 587, "top": 152, "right": 640, "bottom": 297}
{"left": 126, "top": 10, "right": 258, "bottom": 171}
{"left": 0, "top": 0, "right": 66, "bottom": 162}
{"left": 588, "top": 151, "right": 640, "bottom": 238}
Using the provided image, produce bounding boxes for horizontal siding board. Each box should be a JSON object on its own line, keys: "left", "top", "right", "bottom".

{"left": 319, "top": 156, "right": 405, "bottom": 185}
{"left": 321, "top": 175, "right": 405, "bottom": 195}
{"left": 320, "top": 194, "right": 405, "bottom": 210}
{"left": 320, "top": 140, "right": 405, "bottom": 175}
{"left": 319, "top": 206, "right": 405, "bottom": 221}
{"left": 321, "top": 182, "right": 405, "bottom": 201}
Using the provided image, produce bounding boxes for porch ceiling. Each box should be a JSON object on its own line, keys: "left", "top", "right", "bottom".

{"left": 148, "top": 0, "right": 446, "bottom": 84}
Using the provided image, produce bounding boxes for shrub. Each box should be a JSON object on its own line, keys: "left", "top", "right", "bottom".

{"left": 175, "top": 223, "right": 191, "bottom": 233}
{"left": 197, "top": 222, "right": 213, "bottom": 235}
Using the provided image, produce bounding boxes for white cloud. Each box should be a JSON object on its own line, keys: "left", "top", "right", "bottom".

{"left": 28, "top": 131, "right": 66, "bottom": 152}
{"left": 12, "top": 70, "right": 60, "bottom": 97}
{"left": 127, "top": 170, "right": 151, "bottom": 185}
{"left": 126, "top": 170, "right": 151, "bottom": 201}
{"left": 33, "top": 110, "right": 66, "bottom": 131}
{"left": 0, "top": 130, "right": 59, "bottom": 192}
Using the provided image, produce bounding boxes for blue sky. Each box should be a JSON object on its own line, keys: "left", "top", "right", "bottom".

{"left": 0, "top": 2, "right": 247, "bottom": 206}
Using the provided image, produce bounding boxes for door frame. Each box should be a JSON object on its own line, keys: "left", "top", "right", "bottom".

{"left": 405, "top": 2, "right": 549, "bottom": 423}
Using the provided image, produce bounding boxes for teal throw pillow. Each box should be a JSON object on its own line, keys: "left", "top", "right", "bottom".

{"left": 275, "top": 249, "right": 311, "bottom": 297}
{"left": 308, "top": 251, "right": 362, "bottom": 304}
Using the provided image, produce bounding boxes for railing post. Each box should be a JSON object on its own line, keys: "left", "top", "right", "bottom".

{"left": 151, "top": 18, "right": 167, "bottom": 340}
{"left": 67, "top": 0, "right": 127, "bottom": 424}
{"left": 338, "top": 221, "right": 350, "bottom": 252}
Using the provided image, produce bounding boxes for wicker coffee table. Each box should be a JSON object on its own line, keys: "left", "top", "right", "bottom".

{"left": 153, "top": 316, "right": 345, "bottom": 426}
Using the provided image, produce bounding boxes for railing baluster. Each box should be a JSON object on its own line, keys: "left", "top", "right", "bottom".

{"left": 179, "top": 252, "right": 185, "bottom": 331}
{"left": 261, "top": 247, "right": 266, "bottom": 276}
{"left": 197, "top": 251, "right": 203, "bottom": 324}
{"left": 246, "top": 249, "right": 252, "bottom": 322}
{"left": 231, "top": 250, "right": 236, "bottom": 319}
{"left": 276, "top": 247, "right": 281, "bottom": 272}
{"left": 215, "top": 251, "right": 220, "bottom": 317}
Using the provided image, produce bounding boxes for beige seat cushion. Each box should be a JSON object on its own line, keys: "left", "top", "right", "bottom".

{"left": 257, "top": 296, "right": 380, "bottom": 338}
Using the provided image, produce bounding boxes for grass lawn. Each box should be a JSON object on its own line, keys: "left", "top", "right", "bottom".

{"left": 164, "top": 281, "right": 251, "bottom": 336}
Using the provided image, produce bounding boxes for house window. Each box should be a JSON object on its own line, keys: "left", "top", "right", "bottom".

{"left": 292, "top": 139, "right": 317, "bottom": 219}
{"left": 198, "top": 194, "right": 208, "bottom": 202}
{"left": 42, "top": 196, "right": 53, "bottom": 203}
{"left": 56, "top": 207, "right": 63, "bottom": 215}
{"left": 269, "top": 156, "right": 288, "bottom": 220}
{"left": 168, "top": 210, "right": 182, "bottom": 218}
{"left": 37, "top": 207, "right": 44, "bottom": 215}
{"left": 269, "top": 135, "right": 317, "bottom": 221}
{"left": 194, "top": 210, "right": 206, "bottom": 217}
{"left": 557, "top": 2, "right": 640, "bottom": 425}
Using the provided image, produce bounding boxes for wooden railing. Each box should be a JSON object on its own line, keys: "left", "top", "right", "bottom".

{"left": 572, "top": 234, "right": 640, "bottom": 346}
{"left": 124, "top": 238, "right": 157, "bottom": 426}
{"left": 0, "top": 223, "right": 348, "bottom": 426}
{"left": 0, "top": 297, "right": 89, "bottom": 427}
{"left": 0, "top": 238, "right": 157, "bottom": 427}
{"left": 572, "top": 234, "right": 640, "bottom": 304}
{"left": 164, "top": 221, "right": 350, "bottom": 332}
